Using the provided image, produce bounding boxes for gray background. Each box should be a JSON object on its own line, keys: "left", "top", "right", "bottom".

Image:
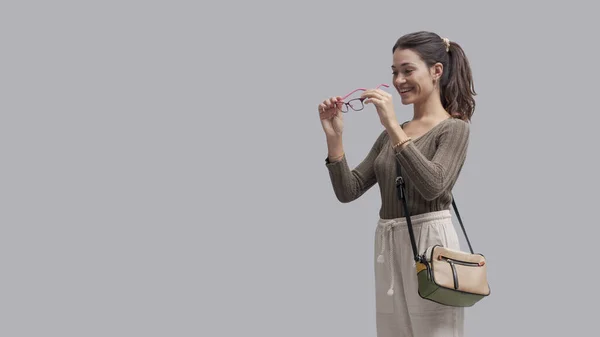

{"left": 2, "top": 0, "right": 599, "bottom": 336}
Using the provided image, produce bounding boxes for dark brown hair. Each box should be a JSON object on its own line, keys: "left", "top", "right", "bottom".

{"left": 392, "top": 31, "right": 476, "bottom": 122}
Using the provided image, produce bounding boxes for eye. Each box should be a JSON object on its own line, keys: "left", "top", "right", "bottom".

{"left": 404, "top": 69, "right": 414, "bottom": 75}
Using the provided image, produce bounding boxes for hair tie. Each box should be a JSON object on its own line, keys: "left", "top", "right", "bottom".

{"left": 441, "top": 37, "right": 450, "bottom": 52}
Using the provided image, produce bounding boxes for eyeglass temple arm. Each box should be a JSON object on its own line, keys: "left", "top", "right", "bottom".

{"left": 340, "top": 84, "right": 390, "bottom": 101}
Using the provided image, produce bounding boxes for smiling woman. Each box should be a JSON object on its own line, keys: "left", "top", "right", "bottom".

{"left": 391, "top": 33, "right": 476, "bottom": 123}
{"left": 317, "top": 31, "right": 479, "bottom": 337}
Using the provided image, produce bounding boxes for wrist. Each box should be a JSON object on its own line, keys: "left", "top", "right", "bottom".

{"left": 386, "top": 123, "right": 412, "bottom": 152}
{"left": 384, "top": 121, "right": 402, "bottom": 134}
{"left": 326, "top": 132, "right": 342, "bottom": 141}
{"left": 327, "top": 152, "right": 345, "bottom": 162}
{"left": 383, "top": 116, "right": 399, "bottom": 129}
{"left": 326, "top": 134, "right": 344, "bottom": 160}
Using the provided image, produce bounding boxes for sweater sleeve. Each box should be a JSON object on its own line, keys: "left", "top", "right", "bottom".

{"left": 394, "top": 119, "right": 470, "bottom": 200}
{"left": 324, "top": 131, "right": 387, "bottom": 203}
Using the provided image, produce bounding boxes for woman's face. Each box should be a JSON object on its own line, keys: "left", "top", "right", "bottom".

{"left": 391, "top": 48, "right": 441, "bottom": 105}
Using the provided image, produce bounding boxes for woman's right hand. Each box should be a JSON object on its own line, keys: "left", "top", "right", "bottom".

{"left": 318, "top": 96, "right": 344, "bottom": 138}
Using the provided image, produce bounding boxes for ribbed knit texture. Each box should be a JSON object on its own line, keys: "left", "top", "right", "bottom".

{"left": 325, "top": 117, "right": 470, "bottom": 219}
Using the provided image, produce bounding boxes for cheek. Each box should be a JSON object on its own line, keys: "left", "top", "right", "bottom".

{"left": 416, "top": 75, "right": 434, "bottom": 90}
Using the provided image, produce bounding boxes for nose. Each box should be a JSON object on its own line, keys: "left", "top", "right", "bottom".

{"left": 394, "top": 76, "right": 406, "bottom": 87}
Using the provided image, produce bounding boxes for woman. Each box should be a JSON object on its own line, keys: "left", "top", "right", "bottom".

{"left": 318, "top": 31, "right": 476, "bottom": 337}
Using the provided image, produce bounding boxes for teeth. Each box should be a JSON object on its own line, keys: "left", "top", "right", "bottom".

{"left": 400, "top": 88, "right": 412, "bottom": 93}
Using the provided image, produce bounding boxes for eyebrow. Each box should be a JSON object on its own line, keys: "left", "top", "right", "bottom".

{"left": 391, "top": 62, "right": 415, "bottom": 69}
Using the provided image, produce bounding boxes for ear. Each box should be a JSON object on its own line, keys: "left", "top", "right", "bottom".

{"left": 430, "top": 62, "right": 444, "bottom": 81}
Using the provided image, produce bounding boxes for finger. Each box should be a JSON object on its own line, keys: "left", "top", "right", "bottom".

{"left": 364, "top": 97, "right": 382, "bottom": 105}
{"left": 361, "top": 93, "right": 383, "bottom": 101}
{"left": 328, "top": 97, "right": 340, "bottom": 107}
{"left": 319, "top": 104, "right": 327, "bottom": 114}
{"left": 360, "top": 90, "right": 383, "bottom": 98}
{"left": 322, "top": 109, "right": 339, "bottom": 120}
{"left": 378, "top": 89, "right": 392, "bottom": 98}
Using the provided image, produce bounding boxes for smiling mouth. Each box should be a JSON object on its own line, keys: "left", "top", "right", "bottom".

{"left": 399, "top": 87, "right": 413, "bottom": 94}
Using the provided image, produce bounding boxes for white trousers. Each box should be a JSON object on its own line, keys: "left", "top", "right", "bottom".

{"left": 375, "top": 210, "right": 464, "bottom": 337}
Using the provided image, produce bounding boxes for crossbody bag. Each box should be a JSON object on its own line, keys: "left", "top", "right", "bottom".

{"left": 395, "top": 160, "right": 491, "bottom": 307}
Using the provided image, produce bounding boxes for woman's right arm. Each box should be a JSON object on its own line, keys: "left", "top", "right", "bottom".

{"left": 324, "top": 131, "right": 386, "bottom": 203}
{"left": 318, "top": 95, "right": 385, "bottom": 203}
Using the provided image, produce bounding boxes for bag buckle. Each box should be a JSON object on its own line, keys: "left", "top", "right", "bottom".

{"left": 396, "top": 176, "right": 405, "bottom": 199}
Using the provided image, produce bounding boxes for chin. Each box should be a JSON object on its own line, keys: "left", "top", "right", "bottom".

{"left": 400, "top": 97, "right": 414, "bottom": 105}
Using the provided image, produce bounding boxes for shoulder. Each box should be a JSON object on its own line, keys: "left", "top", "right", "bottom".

{"left": 439, "top": 117, "right": 470, "bottom": 137}
{"left": 443, "top": 117, "right": 470, "bottom": 130}
{"left": 433, "top": 118, "right": 470, "bottom": 148}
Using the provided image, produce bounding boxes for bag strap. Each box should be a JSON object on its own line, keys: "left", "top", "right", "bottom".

{"left": 395, "top": 160, "right": 474, "bottom": 262}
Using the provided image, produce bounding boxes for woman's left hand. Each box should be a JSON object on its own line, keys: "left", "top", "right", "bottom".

{"left": 360, "top": 88, "right": 398, "bottom": 130}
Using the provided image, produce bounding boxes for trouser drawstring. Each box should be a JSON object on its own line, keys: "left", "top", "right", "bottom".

{"left": 377, "top": 223, "right": 395, "bottom": 296}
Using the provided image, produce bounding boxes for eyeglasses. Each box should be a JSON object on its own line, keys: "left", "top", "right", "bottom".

{"left": 339, "top": 84, "right": 390, "bottom": 113}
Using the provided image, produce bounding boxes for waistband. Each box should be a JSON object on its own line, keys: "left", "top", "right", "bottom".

{"left": 377, "top": 209, "right": 452, "bottom": 229}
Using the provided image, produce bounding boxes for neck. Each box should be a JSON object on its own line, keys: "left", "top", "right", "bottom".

{"left": 412, "top": 91, "right": 450, "bottom": 121}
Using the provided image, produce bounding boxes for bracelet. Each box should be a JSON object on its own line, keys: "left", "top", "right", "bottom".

{"left": 328, "top": 153, "right": 345, "bottom": 162}
{"left": 392, "top": 137, "right": 412, "bottom": 149}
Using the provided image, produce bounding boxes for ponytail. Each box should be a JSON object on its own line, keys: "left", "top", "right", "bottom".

{"left": 442, "top": 41, "right": 476, "bottom": 122}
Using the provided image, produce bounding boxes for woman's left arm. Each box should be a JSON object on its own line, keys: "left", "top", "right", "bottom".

{"left": 360, "top": 88, "right": 470, "bottom": 200}
{"left": 388, "top": 120, "right": 470, "bottom": 200}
